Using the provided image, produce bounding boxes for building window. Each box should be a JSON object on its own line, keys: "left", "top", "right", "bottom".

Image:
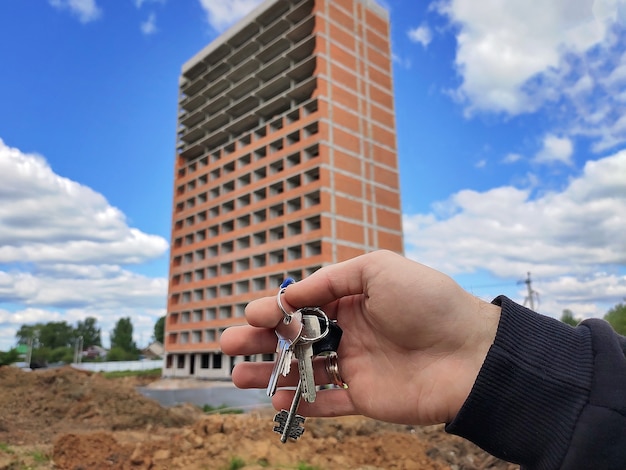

{"left": 236, "top": 257, "right": 250, "bottom": 271}
{"left": 269, "top": 203, "right": 284, "bottom": 218}
{"left": 253, "top": 254, "right": 266, "bottom": 267}
{"left": 235, "top": 304, "right": 246, "bottom": 317}
{"left": 236, "top": 281, "right": 249, "bottom": 294}
{"left": 192, "top": 330, "right": 202, "bottom": 343}
{"left": 219, "top": 306, "right": 231, "bottom": 318}
{"left": 193, "top": 309, "right": 202, "bottom": 322}
{"left": 287, "top": 245, "right": 303, "bottom": 260}
{"left": 213, "top": 353, "right": 222, "bottom": 369}
{"left": 221, "top": 262, "right": 234, "bottom": 275}
{"left": 237, "top": 236, "right": 251, "bottom": 250}
{"left": 269, "top": 250, "right": 284, "bottom": 264}
{"left": 253, "top": 231, "right": 267, "bottom": 245}
{"left": 201, "top": 354, "right": 210, "bottom": 369}
{"left": 253, "top": 277, "right": 266, "bottom": 291}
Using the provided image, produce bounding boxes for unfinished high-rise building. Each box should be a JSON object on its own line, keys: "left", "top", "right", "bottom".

{"left": 163, "top": 0, "right": 403, "bottom": 378}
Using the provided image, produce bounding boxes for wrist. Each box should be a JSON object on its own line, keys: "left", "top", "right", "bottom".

{"left": 448, "top": 297, "right": 501, "bottom": 421}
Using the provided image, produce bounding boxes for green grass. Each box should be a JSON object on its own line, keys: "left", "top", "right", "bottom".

{"left": 202, "top": 404, "right": 244, "bottom": 414}
{"left": 29, "top": 450, "right": 49, "bottom": 463}
{"left": 295, "top": 463, "right": 321, "bottom": 470}
{"left": 0, "top": 442, "right": 12, "bottom": 453}
{"left": 225, "top": 456, "right": 246, "bottom": 470}
{"left": 220, "top": 456, "right": 319, "bottom": 470}
{"left": 101, "top": 368, "right": 162, "bottom": 379}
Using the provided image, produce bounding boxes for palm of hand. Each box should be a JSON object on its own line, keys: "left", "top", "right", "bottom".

{"left": 330, "top": 293, "right": 469, "bottom": 425}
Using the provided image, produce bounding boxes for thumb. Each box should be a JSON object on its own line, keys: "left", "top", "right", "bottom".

{"left": 284, "top": 252, "right": 374, "bottom": 309}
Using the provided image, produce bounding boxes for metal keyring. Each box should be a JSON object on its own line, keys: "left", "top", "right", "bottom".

{"left": 325, "top": 352, "right": 345, "bottom": 387}
{"left": 277, "top": 287, "right": 295, "bottom": 324}
{"left": 276, "top": 278, "right": 296, "bottom": 324}
{"left": 297, "top": 306, "right": 330, "bottom": 343}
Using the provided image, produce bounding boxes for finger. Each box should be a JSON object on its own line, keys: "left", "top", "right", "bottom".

{"left": 272, "top": 388, "right": 356, "bottom": 417}
{"left": 230, "top": 356, "right": 342, "bottom": 389}
{"left": 219, "top": 326, "right": 278, "bottom": 356}
{"left": 284, "top": 254, "right": 370, "bottom": 309}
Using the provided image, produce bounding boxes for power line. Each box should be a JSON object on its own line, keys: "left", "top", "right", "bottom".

{"left": 519, "top": 272, "right": 540, "bottom": 311}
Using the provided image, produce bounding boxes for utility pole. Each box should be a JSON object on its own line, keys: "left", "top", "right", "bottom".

{"left": 522, "top": 272, "right": 539, "bottom": 311}
{"left": 74, "top": 336, "right": 83, "bottom": 364}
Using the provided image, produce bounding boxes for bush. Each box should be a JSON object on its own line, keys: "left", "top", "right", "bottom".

{"left": 0, "top": 349, "right": 19, "bottom": 366}
{"left": 106, "top": 346, "right": 139, "bottom": 361}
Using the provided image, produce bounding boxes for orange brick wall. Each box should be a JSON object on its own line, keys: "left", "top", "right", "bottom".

{"left": 164, "top": 0, "right": 403, "bottom": 377}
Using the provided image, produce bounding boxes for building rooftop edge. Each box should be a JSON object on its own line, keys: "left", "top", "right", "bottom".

{"left": 360, "top": 0, "right": 389, "bottom": 19}
{"left": 181, "top": 0, "right": 281, "bottom": 75}
{"left": 181, "top": 0, "right": 389, "bottom": 76}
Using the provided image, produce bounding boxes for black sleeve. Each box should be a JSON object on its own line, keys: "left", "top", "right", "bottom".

{"left": 445, "top": 296, "right": 626, "bottom": 470}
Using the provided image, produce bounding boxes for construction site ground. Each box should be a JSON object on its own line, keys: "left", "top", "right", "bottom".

{"left": 0, "top": 366, "right": 519, "bottom": 470}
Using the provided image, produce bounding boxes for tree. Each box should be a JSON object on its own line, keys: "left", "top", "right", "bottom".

{"left": 107, "top": 346, "right": 138, "bottom": 361}
{"left": 110, "top": 317, "right": 138, "bottom": 354}
{"left": 604, "top": 302, "right": 626, "bottom": 336}
{"left": 16, "top": 324, "right": 42, "bottom": 348}
{"left": 75, "top": 317, "right": 102, "bottom": 346}
{"left": 0, "top": 348, "right": 20, "bottom": 366}
{"left": 560, "top": 309, "right": 579, "bottom": 327}
{"left": 39, "top": 321, "right": 74, "bottom": 349}
{"left": 153, "top": 316, "right": 165, "bottom": 343}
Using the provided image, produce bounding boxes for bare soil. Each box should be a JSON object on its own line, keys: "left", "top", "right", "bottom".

{"left": 0, "top": 366, "right": 518, "bottom": 469}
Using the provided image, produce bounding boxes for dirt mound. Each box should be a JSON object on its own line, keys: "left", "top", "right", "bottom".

{"left": 50, "top": 413, "right": 518, "bottom": 470}
{"left": 0, "top": 367, "right": 518, "bottom": 469}
{"left": 0, "top": 366, "right": 195, "bottom": 445}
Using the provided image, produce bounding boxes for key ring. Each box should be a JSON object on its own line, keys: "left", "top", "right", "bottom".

{"left": 277, "top": 278, "right": 296, "bottom": 324}
{"left": 297, "top": 307, "right": 330, "bottom": 343}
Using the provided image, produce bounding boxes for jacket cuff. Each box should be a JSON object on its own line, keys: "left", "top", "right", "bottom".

{"left": 445, "top": 296, "right": 593, "bottom": 469}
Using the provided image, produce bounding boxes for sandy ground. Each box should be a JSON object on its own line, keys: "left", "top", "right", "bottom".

{"left": 0, "top": 366, "right": 519, "bottom": 469}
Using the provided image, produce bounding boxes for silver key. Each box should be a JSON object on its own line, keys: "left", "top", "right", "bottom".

{"left": 267, "top": 334, "right": 292, "bottom": 397}
{"left": 273, "top": 377, "right": 305, "bottom": 443}
{"left": 267, "top": 311, "right": 303, "bottom": 397}
{"left": 295, "top": 313, "right": 321, "bottom": 403}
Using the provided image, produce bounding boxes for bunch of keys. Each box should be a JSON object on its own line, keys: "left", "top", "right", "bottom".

{"left": 267, "top": 278, "right": 343, "bottom": 443}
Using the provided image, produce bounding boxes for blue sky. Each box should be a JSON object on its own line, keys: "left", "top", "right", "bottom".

{"left": 0, "top": 0, "right": 625, "bottom": 351}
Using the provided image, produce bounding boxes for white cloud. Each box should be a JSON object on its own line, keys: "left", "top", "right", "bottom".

{"left": 49, "top": 0, "right": 102, "bottom": 23}
{"left": 140, "top": 12, "right": 158, "bottom": 35}
{"left": 534, "top": 134, "right": 574, "bottom": 165}
{"left": 403, "top": 150, "right": 626, "bottom": 317}
{"left": 197, "top": 0, "right": 264, "bottom": 32}
{"left": 0, "top": 267, "right": 167, "bottom": 310}
{"left": 0, "top": 139, "right": 168, "bottom": 265}
{"left": 502, "top": 152, "right": 522, "bottom": 164}
{"left": 393, "top": 53, "right": 412, "bottom": 69}
{"left": 408, "top": 24, "right": 433, "bottom": 48}
{"left": 436, "top": 0, "right": 619, "bottom": 113}
{"left": 0, "top": 139, "right": 169, "bottom": 350}
{"left": 134, "top": 0, "right": 165, "bottom": 8}
{"left": 433, "top": 0, "right": 626, "bottom": 152}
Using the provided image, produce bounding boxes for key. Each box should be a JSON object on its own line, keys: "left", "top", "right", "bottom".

{"left": 267, "top": 310, "right": 303, "bottom": 397}
{"left": 266, "top": 333, "right": 293, "bottom": 397}
{"left": 273, "top": 377, "right": 305, "bottom": 443}
{"left": 272, "top": 315, "right": 344, "bottom": 442}
{"left": 294, "top": 312, "right": 322, "bottom": 403}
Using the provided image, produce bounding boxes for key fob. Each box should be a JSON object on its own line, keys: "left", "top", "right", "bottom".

{"left": 312, "top": 320, "right": 342, "bottom": 355}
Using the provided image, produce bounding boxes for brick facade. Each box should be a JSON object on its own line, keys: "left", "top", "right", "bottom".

{"left": 164, "top": 0, "right": 402, "bottom": 379}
